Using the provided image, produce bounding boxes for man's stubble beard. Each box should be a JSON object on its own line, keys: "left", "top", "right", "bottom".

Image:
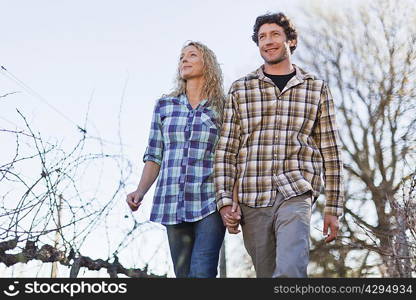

{"left": 262, "top": 46, "right": 290, "bottom": 65}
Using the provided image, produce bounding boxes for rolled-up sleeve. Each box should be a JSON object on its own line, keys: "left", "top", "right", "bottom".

{"left": 143, "top": 100, "right": 164, "bottom": 166}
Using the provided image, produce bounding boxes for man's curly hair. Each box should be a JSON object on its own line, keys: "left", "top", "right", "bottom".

{"left": 252, "top": 12, "right": 298, "bottom": 53}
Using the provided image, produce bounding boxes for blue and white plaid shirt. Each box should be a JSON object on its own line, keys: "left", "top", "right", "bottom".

{"left": 143, "top": 94, "right": 219, "bottom": 225}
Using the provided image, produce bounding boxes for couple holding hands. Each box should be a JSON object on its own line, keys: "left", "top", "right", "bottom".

{"left": 126, "top": 12, "right": 344, "bottom": 278}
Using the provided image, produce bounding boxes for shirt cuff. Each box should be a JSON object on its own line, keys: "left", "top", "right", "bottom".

{"left": 216, "top": 192, "right": 233, "bottom": 211}
{"left": 143, "top": 154, "right": 162, "bottom": 166}
{"left": 324, "top": 205, "right": 343, "bottom": 217}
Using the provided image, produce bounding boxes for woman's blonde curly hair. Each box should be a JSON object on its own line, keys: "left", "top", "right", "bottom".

{"left": 168, "top": 41, "right": 225, "bottom": 124}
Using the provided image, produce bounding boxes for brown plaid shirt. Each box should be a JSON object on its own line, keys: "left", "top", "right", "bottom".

{"left": 214, "top": 64, "right": 344, "bottom": 216}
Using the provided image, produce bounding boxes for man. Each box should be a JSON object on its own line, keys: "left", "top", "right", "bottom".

{"left": 214, "top": 12, "right": 344, "bottom": 277}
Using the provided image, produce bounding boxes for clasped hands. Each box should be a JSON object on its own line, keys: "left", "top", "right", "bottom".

{"left": 219, "top": 201, "right": 242, "bottom": 234}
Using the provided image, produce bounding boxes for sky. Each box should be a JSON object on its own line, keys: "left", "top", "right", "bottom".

{"left": 0, "top": 0, "right": 363, "bottom": 277}
{"left": 0, "top": 0, "right": 310, "bottom": 182}
{"left": 1, "top": 0, "right": 306, "bottom": 138}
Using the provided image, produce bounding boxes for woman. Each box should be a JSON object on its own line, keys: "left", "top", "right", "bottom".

{"left": 126, "top": 41, "right": 225, "bottom": 278}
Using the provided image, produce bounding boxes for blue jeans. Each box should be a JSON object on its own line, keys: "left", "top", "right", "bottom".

{"left": 165, "top": 211, "right": 225, "bottom": 278}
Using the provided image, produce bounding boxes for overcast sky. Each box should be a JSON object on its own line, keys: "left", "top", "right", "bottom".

{"left": 1, "top": 0, "right": 356, "bottom": 277}
{"left": 0, "top": 0, "right": 309, "bottom": 143}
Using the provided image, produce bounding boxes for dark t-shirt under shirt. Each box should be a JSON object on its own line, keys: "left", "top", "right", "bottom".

{"left": 264, "top": 70, "right": 296, "bottom": 92}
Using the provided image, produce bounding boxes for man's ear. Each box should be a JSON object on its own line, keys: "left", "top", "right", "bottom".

{"left": 288, "top": 39, "right": 297, "bottom": 48}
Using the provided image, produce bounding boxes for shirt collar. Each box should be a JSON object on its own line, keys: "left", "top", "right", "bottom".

{"left": 179, "top": 94, "right": 209, "bottom": 109}
{"left": 249, "top": 64, "right": 315, "bottom": 93}
{"left": 254, "top": 64, "right": 315, "bottom": 82}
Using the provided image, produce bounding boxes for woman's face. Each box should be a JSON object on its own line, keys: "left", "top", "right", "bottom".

{"left": 179, "top": 45, "right": 204, "bottom": 80}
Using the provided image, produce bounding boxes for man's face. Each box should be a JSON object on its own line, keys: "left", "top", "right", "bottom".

{"left": 257, "top": 23, "right": 295, "bottom": 65}
{"left": 179, "top": 45, "right": 204, "bottom": 80}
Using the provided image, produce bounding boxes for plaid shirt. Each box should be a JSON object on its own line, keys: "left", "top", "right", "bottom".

{"left": 143, "top": 94, "right": 219, "bottom": 224}
{"left": 214, "top": 65, "right": 344, "bottom": 216}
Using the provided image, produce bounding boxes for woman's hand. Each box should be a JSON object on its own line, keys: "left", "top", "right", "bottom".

{"left": 126, "top": 189, "right": 145, "bottom": 212}
{"left": 219, "top": 203, "right": 241, "bottom": 234}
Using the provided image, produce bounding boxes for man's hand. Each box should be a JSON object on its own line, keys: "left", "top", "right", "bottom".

{"left": 126, "top": 188, "right": 145, "bottom": 212}
{"left": 219, "top": 201, "right": 241, "bottom": 234}
{"left": 323, "top": 214, "right": 339, "bottom": 243}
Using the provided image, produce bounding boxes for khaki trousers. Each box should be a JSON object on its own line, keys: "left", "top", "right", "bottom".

{"left": 240, "top": 191, "right": 312, "bottom": 278}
